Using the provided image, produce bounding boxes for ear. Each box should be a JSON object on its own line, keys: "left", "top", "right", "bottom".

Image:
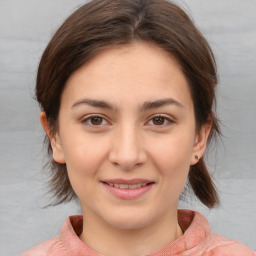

{"left": 190, "top": 123, "right": 211, "bottom": 165}
{"left": 40, "top": 112, "right": 66, "bottom": 164}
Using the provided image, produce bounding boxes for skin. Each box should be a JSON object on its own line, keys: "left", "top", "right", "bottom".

{"left": 41, "top": 42, "right": 211, "bottom": 256}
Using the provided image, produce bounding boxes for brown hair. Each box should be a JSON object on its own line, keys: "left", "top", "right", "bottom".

{"left": 37, "top": 0, "right": 220, "bottom": 207}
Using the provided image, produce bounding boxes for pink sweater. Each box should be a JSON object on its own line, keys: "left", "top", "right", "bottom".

{"left": 20, "top": 210, "right": 255, "bottom": 256}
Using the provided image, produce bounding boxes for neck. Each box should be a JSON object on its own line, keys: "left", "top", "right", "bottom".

{"left": 79, "top": 209, "right": 183, "bottom": 256}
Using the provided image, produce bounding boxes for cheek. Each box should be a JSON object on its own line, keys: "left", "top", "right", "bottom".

{"left": 62, "top": 135, "right": 111, "bottom": 200}
{"left": 148, "top": 132, "right": 194, "bottom": 177}
{"left": 62, "top": 134, "right": 109, "bottom": 179}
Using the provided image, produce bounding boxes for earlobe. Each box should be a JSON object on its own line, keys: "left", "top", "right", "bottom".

{"left": 39, "top": 112, "right": 66, "bottom": 164}
{"left": 191, "top": 123, "right": 211, "bottom": 165}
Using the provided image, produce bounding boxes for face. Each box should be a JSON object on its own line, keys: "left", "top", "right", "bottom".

{"left": 42, "top": 42, "right": 210, "bottom": 231}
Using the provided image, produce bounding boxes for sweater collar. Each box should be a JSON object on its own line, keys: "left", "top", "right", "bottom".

{"left": 60, "top": 209, "right": 210, "bottom": 255}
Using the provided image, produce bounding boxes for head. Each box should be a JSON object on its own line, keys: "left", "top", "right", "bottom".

{"left": 37, "top": 0, "right": 220, "bottom": 209}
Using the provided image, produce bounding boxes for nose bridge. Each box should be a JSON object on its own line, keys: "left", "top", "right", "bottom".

{"left": 109, "top": 121, "right": 146, "bottom": 170}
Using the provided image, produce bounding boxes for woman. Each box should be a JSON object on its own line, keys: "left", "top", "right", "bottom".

{"left": 21, "top": 0, "right": 255, "bottom": 255}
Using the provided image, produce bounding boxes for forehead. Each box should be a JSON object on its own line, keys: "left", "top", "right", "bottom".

{"left": 62, "top": 42, "right": 192, "bottom": 109}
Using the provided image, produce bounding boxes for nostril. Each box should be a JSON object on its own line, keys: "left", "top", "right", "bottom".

{"left": 110, "top": 161, "right": 119, "bottom": 168}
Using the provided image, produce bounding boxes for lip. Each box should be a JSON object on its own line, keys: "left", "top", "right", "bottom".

{"left": 103, "top": 179, "right": 153, "bottom": 185}
{"left": 101, "top": 179, "right": 155, "bottom": 200}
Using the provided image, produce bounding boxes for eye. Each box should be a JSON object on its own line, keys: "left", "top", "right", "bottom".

{"left": 147, "top": 115, "right": 174, "bottom": 126}
{"left": 90, "top": 116, "right": 103, "bottom": 125}
{"left": 81, "top": 115, "right": 109, "bottom": 127}
{"left": 152, "top": 116, "right": 165, "bottom": 125}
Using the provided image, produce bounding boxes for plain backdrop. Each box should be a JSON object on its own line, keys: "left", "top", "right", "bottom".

{"left": 0, "top": 0, "right": 255, "bottom": 255}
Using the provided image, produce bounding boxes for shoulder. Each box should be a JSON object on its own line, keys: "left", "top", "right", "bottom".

{"left": 203, "top": 232, "right": 256, "bottom": 256}
{"left": 19, "top": 215, "right": 83, "bottom": 256}
{"left": 178, "top": 210, "right": 255, "bottom": 256}
{"left": 19, "top": 237, "right": 62, "bottom": 256}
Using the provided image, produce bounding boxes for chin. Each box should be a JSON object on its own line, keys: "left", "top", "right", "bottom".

{"left": 104, "top": 210, "right": 155, "bottom": 231}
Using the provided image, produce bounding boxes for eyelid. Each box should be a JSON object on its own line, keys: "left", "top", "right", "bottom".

{"left": 146, "top": 114, "right": 175, "bottom": 126}
{"left": 80, "top": 113, "right": 175, "bottom": 128}
{"left": 81, "top": 114, "right": 110, "bottom": 127}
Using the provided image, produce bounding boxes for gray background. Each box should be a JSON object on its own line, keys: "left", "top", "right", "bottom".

{"left": 0, "top": 0, "right": 255, "bottom": 255}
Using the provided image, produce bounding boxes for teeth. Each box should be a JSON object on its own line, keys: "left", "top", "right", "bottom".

{"left": 128, "top": 184, "right": 138, "bottom": 189}
{"left": 107, "top": 183, "right": 147, "bottom": 189}
{"left": 119, "top": 184, "right": 129, "bottom": 189}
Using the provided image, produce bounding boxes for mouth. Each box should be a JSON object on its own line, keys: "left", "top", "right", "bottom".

{"left": 103, "top": 182, "right": 150, "bottom": 189}
{"left": 101, "top": 179, "right": 155, "bottom": 199}
{"left": 102, "top": 179, "right": 155, "bottom": 188}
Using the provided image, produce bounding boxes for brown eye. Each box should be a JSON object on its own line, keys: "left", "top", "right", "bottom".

{"left": 152, "top": 116, "right": 165, "bottom": 125}
{"left": 91, "top": 116, "right": 103, "bottom": 125}
{"left": 82, "top": 115, "right": 109, "bottom": 128}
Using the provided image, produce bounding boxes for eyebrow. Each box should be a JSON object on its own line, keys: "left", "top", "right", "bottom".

{"left": 71, "top": 98, "right": 184, "bottom": 111}
{"left": 140, "top": 98, "right": 184, "bottom": 112}
{"left": 72, "top": 99, "right": 117, "bottom": 110}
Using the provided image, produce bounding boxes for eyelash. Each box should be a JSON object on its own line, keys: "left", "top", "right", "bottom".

{"left": 81, "top": 114, "right": 174, "bottom": 128}
{"left": 81, "top": 115, "right": 108, "bottom": 127}
{"left": 147, "top": 115, "right": 174, "bottom": 126}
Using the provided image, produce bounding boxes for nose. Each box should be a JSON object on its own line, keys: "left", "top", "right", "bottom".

{"left": 108, "top": 124, "right": 147, "bottom": 171}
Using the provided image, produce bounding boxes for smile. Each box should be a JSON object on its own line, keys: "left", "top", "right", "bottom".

{"left": 105, "top": 182, "right": 148, "bottom": 189}
{"left": 101, "top": 179, "right": 155, "bottom": 199}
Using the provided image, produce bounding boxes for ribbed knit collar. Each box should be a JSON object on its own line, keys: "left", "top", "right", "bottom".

{"left": 59, "top": 209, "right": 210, "bottom": 256}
